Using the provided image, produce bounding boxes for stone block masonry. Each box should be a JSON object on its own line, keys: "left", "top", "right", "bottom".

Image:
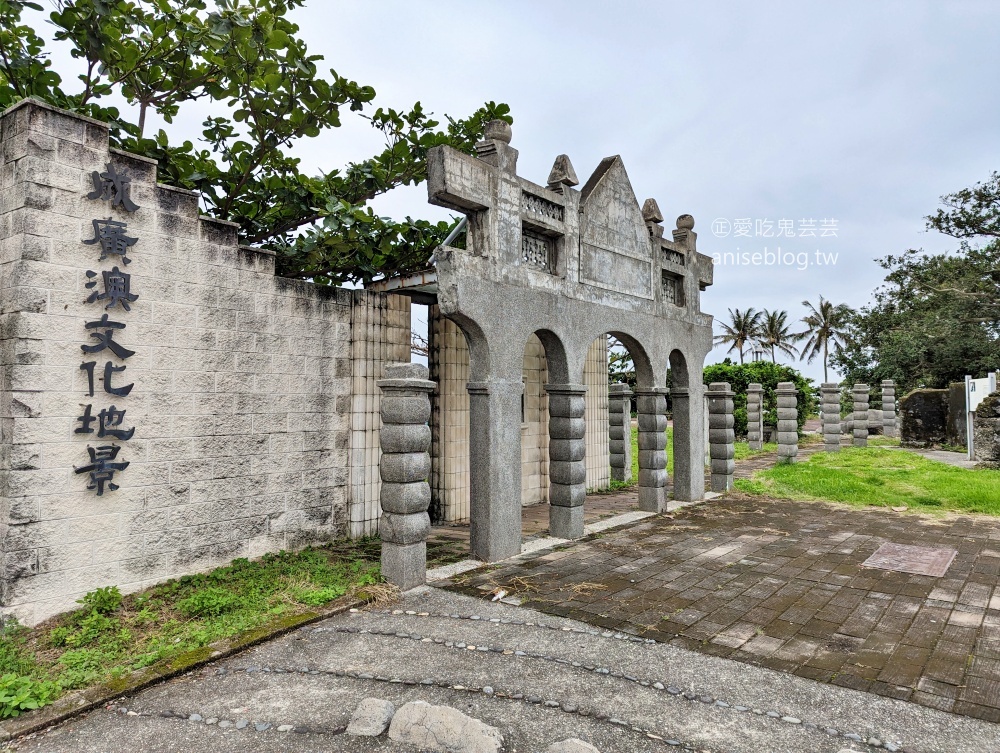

{"left": 775, "top": 382, "right": 798, "bottom": 464}
{"left": 745, "top": 382, "right": 763, "bottom": 451}
{"left": 378, "top": 363, "right": 434, "bottom": 590}
{"left": 820, "top": 383, "right": 840, "bottom": 452}
{"left": 0, "top": 99, "right": 409, "bottom": 624}
{"left": 608, "top": 383, "right": 632, "bottom": 482}
{"left": 707, "top": 382, "right": 734, "bottom": 492}
{"left": 881, "top": 379, "right": 897, "bottom": 438}
{"left": 852, "top": 384, "right": 870, "bottom": 447}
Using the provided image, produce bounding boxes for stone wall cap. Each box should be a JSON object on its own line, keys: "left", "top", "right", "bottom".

{"left": 747, "top": 383, "right": 764, "bottom": 391}
{"left": 239, "top": 244, "right": 277, "bottom": 257}
{"left": 608, "top": 383, "right": 633, "bottom": 394}
{"left": 110, "top": 146, "right": 160, "bottom": 167}
{"left": 377, "top": 378, "right": 435, "bottom": 392}
{"left": 2, "top": 96, "right": 109, "bottom": 130}
{"left": 634, "top": 387, "right": 670, "bottom": 396}
{"left": 776, "top": 382, "right": 797, "bottom": 391}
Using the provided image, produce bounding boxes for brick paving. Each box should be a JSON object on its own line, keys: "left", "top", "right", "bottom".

{"left": 440, "top": 495, "right": 1000, "bottom": 724}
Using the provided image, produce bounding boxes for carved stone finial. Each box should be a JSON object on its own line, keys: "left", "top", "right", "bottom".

{"left": 676, "top": 214, "right": 695, "bottom": 230}
{"left": 483, "top": 119, "right": 512, "bottom": 144}
{"left": 547, "top": 154, "right": 579, "bottom": 187}
{"left": 642, "top": 199, "right": 664, "bottom": 224}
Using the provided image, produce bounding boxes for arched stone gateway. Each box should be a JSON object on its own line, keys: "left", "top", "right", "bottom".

{"left": 400, "top": 122, "right": 716, "bottom": 566}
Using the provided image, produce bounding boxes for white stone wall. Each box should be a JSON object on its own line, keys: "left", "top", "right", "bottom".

{"left": 521, "top": 335, "right": 549, "bottom": 506}
{"left": 348, "top": 293, "right": 411, "bottom": 538}
{"left": 585, "top": 336, "right": 610, "bottom": 490}
{"left": 0, "top": 100, "right": 407, "bottom": 624}
{"left": 428, "top": 308, "right": 470, "bottom": 522}
{"left": 428, "top": 307, "right": 611, "bottom": 522}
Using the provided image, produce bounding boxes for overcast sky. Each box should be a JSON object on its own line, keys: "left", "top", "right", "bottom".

{"left": 38, "top": 1, "right": 1000, "bottom": 381}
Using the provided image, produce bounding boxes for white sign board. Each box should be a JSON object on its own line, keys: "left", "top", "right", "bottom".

{"left": 965, "top": 372, "right": 998, "bottom": 460}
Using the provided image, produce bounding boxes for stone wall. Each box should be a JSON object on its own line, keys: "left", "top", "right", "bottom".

{"left": 0, "top": 100, "right": 409, "bottom": 624}
{"left": 946, "top": 382, "right": 967, "bottom": 449}
{"left": 972, "top": 392, "right": 1000, "bottom": 468}
{"left": 899, "top": 389, "right": 949, "bottom": 448}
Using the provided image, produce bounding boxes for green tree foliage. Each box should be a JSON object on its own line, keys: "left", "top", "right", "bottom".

{"left": 797, "top": 296, "right": 853, "bottom": 383}
{"left": 834, "top": 170, "right": 1000, "bottom": 393}
{"left": 0, "top": 0, "right": 511, "bottom": 285}
{"left": 832, "top": 243, "right": 1000, "bottom": 393}
{"left": 714, "top": 307, "right": 763, "bottom": 364}
{"left": 755, "top": 309, "right": 799, "bottom": 364}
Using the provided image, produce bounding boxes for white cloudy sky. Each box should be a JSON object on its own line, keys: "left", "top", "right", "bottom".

{"left": 35, "top": 1, "right": 1000, "bottom": 381}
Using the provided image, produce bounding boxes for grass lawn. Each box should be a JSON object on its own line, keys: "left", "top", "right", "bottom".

{"left": 0, "top": 539, "right": 388, "bottom": 720}
{"left": 736, "top": 446, "right": 1000, "bottom": 515}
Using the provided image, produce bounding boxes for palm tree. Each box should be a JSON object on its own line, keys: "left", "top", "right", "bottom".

{"left": 714, "top": 307, "right": 763, "bottom": 364}
{"left": 796, "top": 296, "right": 854, "bottom": 382}
{"left": 756, "top": 309, "right": 800, "bottom": 363}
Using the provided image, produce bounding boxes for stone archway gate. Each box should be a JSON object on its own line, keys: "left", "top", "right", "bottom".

{"left": 379, "top": 121, "right": 716, "bottom": 580}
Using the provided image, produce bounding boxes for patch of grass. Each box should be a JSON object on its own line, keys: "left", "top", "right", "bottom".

{"left": 736, "top": 447, "right": 1000, "bottom": 514}
{"left": 868, "top": 436, "right": 901, "bottom": 447}
{"left": 0, "top": 538, "right": 383, "bottom": 718}
{"left": 734, "top": 441, "right": 777, "bottom": 460}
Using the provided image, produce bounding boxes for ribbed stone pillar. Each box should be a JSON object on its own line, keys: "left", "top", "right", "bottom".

{"left": 636, "top": 389, "right": 669, "bottom": 513}
{"left": 378, "top": 363, "right": 435, "bottom": 590}
{"left": 776, "top": 382, "right": 798, "bottom": 464}
{"left": 546, "top": 383, "right": 587, "bottom": 539}
{"left": 608, "top": 383, "right": 633, "bottom": 483}
{"left": 852, "top": 383, "right": 870, "bottom": 447}
{"left": 882, "top": 380, "right": 897, "bottom": 437}
{"left": 820, "top": 383, "right": 841, "bottom": 452}
{"left": 746, "top": 382, "right": 764, "bottom": 450}
{"left": 707, "top": 382, "right": 735, "bottom": 492}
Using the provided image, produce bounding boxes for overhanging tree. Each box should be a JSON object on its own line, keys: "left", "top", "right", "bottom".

{"left": 833, "top": 170, "right": 1000, "bottom": 392}
{"left": 0, "top": 0, "right": 511, "bottom": 285}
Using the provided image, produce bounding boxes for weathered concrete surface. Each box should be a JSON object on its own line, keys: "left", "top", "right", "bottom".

{"left": 13, "top": 582, "right": 1000, "bottom": 753}
{"left": 426, "top": 122, "right": 714, "bottom": 561}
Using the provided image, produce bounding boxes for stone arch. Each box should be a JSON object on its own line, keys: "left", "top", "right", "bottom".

{"left": 443, "top": 311, "right": 491, "bottom": 383}
{"left": 607, "top": 330, "right": 656, "bottom": 391}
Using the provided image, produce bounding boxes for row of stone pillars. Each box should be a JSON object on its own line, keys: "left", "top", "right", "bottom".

{"left": 821, "top": 380, "right": 898, "bottom": 449}
{"left": 377, "top": 365, "right": 690, "bottom": 590}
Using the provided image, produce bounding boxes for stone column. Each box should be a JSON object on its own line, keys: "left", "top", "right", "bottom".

{"left": 852, "top": 383, "right": 870, "bottom": 447}
{"left": 467, "top": 378, "right": 524, "bottom": 562}
{"left": 881, "top": 380, "right": 897, "bottom": 437}
{"left": 671, "top": 384, "right": 705, "bottom": 502}
{"left": 546, "top": 383, "right": 587, "bottom": 539}
{"left": 746, "top": 383, "right": 764, "bottom": 450}
{"left": 820, "top": 383, "right": 841, "bottom": 452}
{"left": 378, "top": 363, "right": 436, "bottom": 590}
{"left": 608, "top": 383, "right": 633, "bottom": 482}
{"left": 776, "top": 382, "right": 799, "bottom": 464}
{"left": 636, "top": 389, "right": 669, "bottom": 512}
{"left": 707, "top": 382, "right": 735, "bottom": 492}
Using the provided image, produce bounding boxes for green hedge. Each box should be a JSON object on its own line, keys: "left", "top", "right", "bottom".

{"left": 698, "top": 361, "right": 816, "bottom": 437}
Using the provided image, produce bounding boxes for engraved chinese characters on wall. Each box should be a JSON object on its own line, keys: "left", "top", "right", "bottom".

{"left": 74, "top": 163, "right": 139, "bottom": 495}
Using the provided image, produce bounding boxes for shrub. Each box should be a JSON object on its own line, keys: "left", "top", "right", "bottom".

{"left": 77, "top": 586, "right": 122, "bottom": 616}
{"left": 0, "top": 674, "right": 57, "bottom": 719}
{"left": 176, "top": 587, "right": 241, "bottom": 618}
{"left": 698, "top": 361, "right": 816, "bottom": 436}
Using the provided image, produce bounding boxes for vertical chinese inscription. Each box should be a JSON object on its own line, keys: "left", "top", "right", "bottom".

{"left": 74, "top": 164, "right": 140, "bottom": 495}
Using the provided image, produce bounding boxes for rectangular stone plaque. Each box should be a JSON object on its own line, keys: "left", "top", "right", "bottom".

{"left": 579, "top": 243, "right": 652, "bottom": 300}
{"left": 862, "top": 542, "right": 957, "bottom": 577}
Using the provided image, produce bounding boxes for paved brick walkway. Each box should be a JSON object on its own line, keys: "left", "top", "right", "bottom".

{"left": 440, "top": 495, "right": 1000, "bottom": 724}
